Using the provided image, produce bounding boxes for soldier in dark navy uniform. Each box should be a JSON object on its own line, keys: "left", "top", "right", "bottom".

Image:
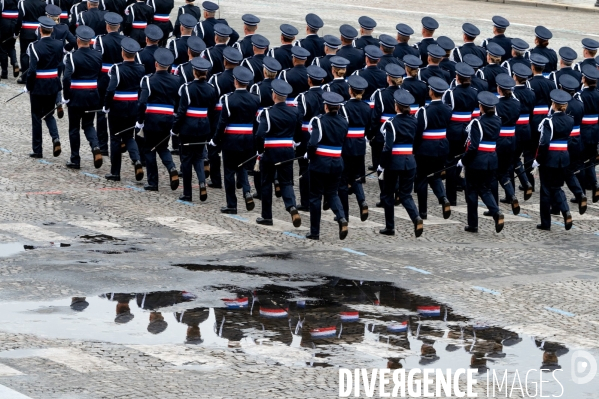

{"left": 322, "top": 55, "right": 350, "bottom": 101}
{"left": 462, "top": 54, "right": 488, "bottom": 93}
{"left": 15, "top": 0, "right": 46, "bottom": 83}
{"left": 173, "top": 0, "right": 199, "bottom": 39}
{"left": 336, "top": 24, "right": 363, "bottom": 76}
{"left": 461, "top": 91, "right": 505, "bottom": 233}
{"left": 211, "top": 66, "right": 260, "bottom": 214}
{"left": 193, "top": 1, "right": 238, "bottom": 48}
{"left": 549, "top": 47, "right": 581, "bottom": 90}
{"left": 535, "top": 89, "right": 574, "bottom": 231}
{"left": 233, "top": 13, "right": 259, "bottom": 59}
{"left": 136, "top": 24, "right": 163, "bottom": 75}
{"left": 352, "top": 45, "right": 386, "bottom": 99}
{"left": 481, "top": 16, "right": 511, "bottom": 63}
{"left": 529, "top": 26, "right": 557, "bottom": 75}
{"left": 414, "top": 17, "right": 438, "bottom": 67}
{"left": 172, "top": 57, "right": 218, "bottom": 202}
{"left": 479, "top": 42, "right": 507, "bottom": 95}
{"left": 255, "top": 79, "right": 303, "bottom": 227}
{"left": 104, "top": 37, "right": 146, "bottom": 182}
{"left": 175, "top": 35, "right": 206, "bottom": 86}
{"left": 294, "top": 64, "right": 325, "bottom": 211}
{"left": 501, "top": 38, "right": 530, "bottom": 76}
{"left": 414, "top": 76, "right": 452, "bottom": 220}
{"left": 442, "top": 62, "right": 478, "bottom": 206}
{"left": 266, "top": 23, "right": 297, "bottom": 71}
{"left": 418, "top": 44, "right": 450, "bottom": 88}
{"left": 0, "top": 0, "right": 20, "bottom": 79}
{"left": 379, "top": 89, "right": 423, "bottom": 237}
{"left": 573, "top": 38, "right": 598, "bottom": 73}
{"left": 393, "top": 23, "right": 419, "bottom": 62}
{"left": 306, "top": 92, "right": 349, "bottom": 240}
{"left": 63, "top": 25, "right": 103, "bottom": 170}
{"left": 25, "top": 16, "right": 62, "bottom": 158}
{"left": 202, "top": 23, "right": 232, "bottom": 77}
{"left": 122, "top": 0, "right": 153, "bottom": 48}
{"left": 451, "top": 23, "right": 485, "bottom": 64}
{"left": 378, "top": 34, "right": 402, "bottom": 71}
{"left": 401, "top": 55, "right": 427, "bottom": 113}
{"left": 437, "top": 36, "right": 456, "bottom": 79}
{"left": 576, "top": 65, "right": 599, "bottom": 203}
{"left": 46, "top": 0, "right": 76, "bottom": 31}
{"left": 353, "top": 16, "right": 377, "bottom": 50}
{"left": 147, "top": 0, "right": 173, "bottom": 47}
{"left": 297, "top": 13, "right": 324, "bottom": 66}
{"left": 312, "top": 35, "right": 340, "bottom": 84}
{"left": 511, "top": 63, "right": 535, "bottom": 200}
{"left": 241, "top": 34, "right": 268, "bottom": 83}
{"left": 339, "top": 75, "right": 371, "bottom": 222}
{"left": 279, "top": 46, "right": 310, "bottom": 98}
{"left": 167, "top": 14, "right": 196, "bottom": 72}
{"left": 137, "top": 48, "right": 180, "bottom": 191}
{"left": 77, "top": 0, "right": 106, "bottom": 36}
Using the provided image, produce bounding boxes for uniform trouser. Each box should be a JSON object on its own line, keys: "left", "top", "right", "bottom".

{"left": 565, "top": 146, "right": 584, "bottom": 199}
{"left": 261, "top": 159, "right": 296, "bottom": 219}
{"left": 181, "top": 146, "right": 206, "bottom": 198}
{"left": 525, "top": 119, "right": 543, "bottom": 188}
{"left": 254, "top": 169, "right": 262, "bottom": 195}
{"left": 30, "top": 94, "right": 59, "bottom": 154}
{"left": 370, "top": 141, "right": 384, "bottom": 170}
{"left": 171, "top": 134, "right": 180, "bottom": 151}
{"left": 208, "top": 144, "right": 222, "bottom": 186}
{"left": 511, "top": 138, "right": 531, "bottom": 189}
{"left": 0, "top": 37, "right": 17, "bottom": 73}
{"left": 415, "top": 154, "right": 447, "bottom": 216}
{"left": 68, "top": 106, "right": 100, "bottom": 164}
{"left": 338, "top": 155, "right": 365, "bottom": 220}
{"left": 445, "top": 139, "right": 465, "bottom": 205}
{"left": 298, "top": 158, "right": 310, "bottom": 207}
{"left": 578, "top": 143, "right": 598, "bottom": 190}
{"left": 494, "top": 148, "right": 516, "bottom": 203}
{"left": 539, "top": 166, "right": 568, "bottom": 228}
{"left": 383, "top": 168, "right": 419, "bottom": 230}
{"left": 465, "top": 168, "right": 500, "bottom": 228}
{"left": 144, "top": 141, "right": 176, "bottom": 187}
{"left": 223, "top": 150, "right": 250, "bottom": 209}
{"left": 309, "top": 170, "right": 345, "bottom": 236}
{"left": 19, "top": 37, "right": 35, "bottom": 75}
{"left": 108, "top": 116, "right": 140, "bottom": 175}
{"left": 96, "top": 111, "right": 108, "bottom": 153}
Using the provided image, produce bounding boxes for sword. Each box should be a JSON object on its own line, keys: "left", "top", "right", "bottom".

{"left": 574, "top": 159, "right": 597, "bottom": 175}
{"left": 183, "top": 142, "right": 209, "bottom": 146}
{"left": 150, "top": 134, "right": 175, "bottom": 152}
{"left": 41, "top": 104, "right": 61, "bottom": 119}
{"left": 5, "top": 91, "right": 26, "bottom": 103}
{"left": 84, "top": 109, "right": 104, "bottom": 113}
{"left": 237, "top": 154, "right": 258, "bottom": 168}
{"left": 356, "top": 171, "right": 377, "bottom": 181}
{"left": 274, "top": 156, "right": 304, "bottom": 166}
{"left": 114, "top": 126, "right": 136, "bottom": 136}
{"left": 426, "top": 154, "right": 464, "bottom": 178}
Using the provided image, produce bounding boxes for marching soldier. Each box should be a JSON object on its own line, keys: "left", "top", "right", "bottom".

{"left": 173, "top": 0, "right": 200, "bottom": 39}
{"left": 414, "top": 76, "right": 452, "bottom": 220}
{"left": 267, "top": 24, "right": 297, "bottom": 71}
{"left": 437, "top": 36, "right": 456, "bottom": 78}
{"left": 414, "top": 17, "right": 438, "bottom": 66}
{"left": 479, "top": 43, "right": 507, "bottom": 95}
{"left": 549, "top": 47, "right": 581, "bottom": 89}
{"left": 501, "top": 38, "right": 530, "bottom": 76}
{"left": 26, "top": 15, "right": 62, "bottom": 158}
{"left": 443, "top": 62, "right": 478, "bottom": 206}
{"left": 233, "top": 14, "right": 259, "bottom": 59}
{"left": 255, "top": 79, "right": 303, "bottom": 227}
{"left": 461, "top": 91, "right": 505, "bottom": 233}
{"left": 47, "top": 0, "right": 76, "bottom": 26}
{"left": 576, "top": 65, "right": 599, "bottom": 203}
{"left": 535, "top": 89, "right": 574, "bottom": 231}
{"left": 378, "top": 34, "right": 403, "bottom": 70}
{"left": 379, "top": 89, "right": 423, "bottom": 237}
{"left": 99, "top": 0, "right": 125, "bottom": 16}
{"left": 481, "top": 16, "right": 511, "bottom": 63}
{"left": 418, "top": 44, "right": 450, "bottom": 87}
{"left": 175, "top": 35, "right": 206, "bottom": 86}
{"left": 168, "top": 14, "right": 197, "bottom": 71}
{"left": 211, "top": 66, "right": 260, "bottom": 214}
{"left": 529, "top": 26, "right": 557, "bottom": 75}
{"left": 463, "top": 54, "right": 489, "bottom": 93}
{"left": 171, "top": 57, "right": 218, "bottom": 202}
{"left": 137, "top": 48, "right": 180, "bottom": 191}
{"left": 451, "top": 23, "right": 485, "bottom": 64}
{"left": 322, "top": 56, "right": 350, "bottom": 101}
{"left": 147, "top": 0, "right": 173, "bottom": 47}
{"left": 122, "top": 0, "right": 153, "bottom": 48}
{"left": 352, "top": 45, "right": 386, "bottom": 99}
{"left": 402, "top": 55, "right": 427, "bottom": 111}
{"left": 279, "top": 46, "right": 310, "bottom": 98}
{"left": 306, "top": 91, "right": 349, "bottom": 241}
{"left": 193, "top": 1, "right": 238, "bottom": 48}
{"left": 294, "top": 64, "right": 325, "bottom": 211}
{"left": 353, "top": 16, "right": 377, "bottom": 49}
{"left": 77, "top": 0, "right": 106, "bottom": 36}
{"left": 241, "top": 34, "right": 269, "bottom": 83}
{"left": 136, "top": 24, "right": 163, "bottom": 75}
{"left": 511, "top": 63, "right": 535, "bottom": 200}
{"left": 297, "top": 13, "right": 324, "bottom": 66}
{"left": 393, "top": 23, "right": 419, "bottom": 61}
{"left": 1, "top": 0, "right": 20, "bottom": 79}
{"left": 104, "top": 37, "right": 146, "bottom": 182}
{"left": 15, "top": 0, "right": 46, "bottom": 83}
{"left": 339, "top": 75, "right": 371, "bottom": 222}
{"left": 311, "top": 34, "right": 341, "bottom": 84}
{"left": 573, "top": 38, "right": 598, "bottom": 72}
{"left": 63, "top": 25, "right": 103, "bottom": 170}
{"left": 203, "top": 23, "right": 232, "bottom": 76}
{"left": 337, "top": 24, "right": 363, "bottom": 76}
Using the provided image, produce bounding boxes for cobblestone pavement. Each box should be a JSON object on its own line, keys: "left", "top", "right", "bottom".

{"left": 0, "top": 1, "right": 599, "bottom": 398}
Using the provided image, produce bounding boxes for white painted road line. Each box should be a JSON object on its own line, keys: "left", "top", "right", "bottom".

{"left": 0, "top": 223, "right": 69, "bottom": 242}
{"left": 38, "top": 348, "right": 127, "bottom": 373}
{"left": 69, "top": 220, "right": 144, "bottom": 238}
{"left": 0, "top": 363, "right": 23, "bottom": 376}
{"left": 520, "top": 204, "right": 599, "bottom": 221}
{"left": 298, "top": 211, "right": 383, "bottom": 228}
{"left": 0, "top": 385, "right": 33, "bottom": 399}
{"left": 147, "top": 217, "right": 232, "bottom": 235}
{"left": 370, "top": 208, "right": 459, "bottom": 225}
{"left": 452, "top": 206, "right": 531, "bottom": 222}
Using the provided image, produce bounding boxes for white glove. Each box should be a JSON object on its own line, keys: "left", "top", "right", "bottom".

{"left": 256, "top": 151, "right": 263, "bottom": 157}
{"left": 102, "top": 106, "right": 109, "bottom": 114}
{"left": 13, "top": 34, "right": 18, "bottom": 39}
{"left": 170, "top": 130, "right": 176, "bottom": 136}
{"left": 377, "top": 165, "right": 384, "bottom": 173}
{"left": 532, "top": 160, "right": 540, "bottom": 169}
{"left": 135, "top": 122, "right": 144, "bottom": 130}
{"left": 209, "top": 140, "right": 216, "bottom": 147}
{"left": 457, "top": 160, "right": 463, "bottom": 168}
{"left": 303, "top": 152, "right": 308, "bottom": 159}
{"left": 61, "top": 98, "right": 69, "bottom": 105}
{"left": 293, "top": 141, "right": 301, "bottom": 149}
{"left": 21, "top": 87, "right": 28, "bottom": 93}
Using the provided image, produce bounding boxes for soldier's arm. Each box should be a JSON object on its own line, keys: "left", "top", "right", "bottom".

{"left": 171, "top": 84, "right": 189, "bottom": 134}
{"left": 26, "top": 44, "right": 37, "bottom": 91}
{"left": 137, "top": 75, "right": 150, "bottom": 123}
{"left": 307, "top": 117, "right": 320, "bottom": 159}
{"left": 255, "top": 109, "right": 269, "bottom": 153}
{"left": 228, "top": 26, "right": 239, "bottom": 47}
{"left": 207, "top": 89, "right": 219, "bottom": 137}
{"left": 367, "top": 91, "right": 382, "bottom": 140}
{"left": 64, "top": 30, "right": 77, "bottom": 52}
{"left": 213, "top": 94, "right": 228, "bottom": 144}
{"left": 104, "top": 64, "right": 118, "bottom": 110}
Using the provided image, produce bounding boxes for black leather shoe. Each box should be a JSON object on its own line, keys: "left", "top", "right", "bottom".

{"left": 92, "top": 147, "right": 103, "bottom": 169}
{"left": 359, "top": 201, "right": 369, "bottom": 221}
{"left": 289, "top": 206, "right": 301, "bottom": 227}
{"left": 207, "top": 180, "right": 222, "bottom": 189}
{"left": 29, "top": 153, "right": 43, "bottom": 159}
{"left": 13, "top": 63, "right": 19, "bottom": 78}
{"left": 338, "top": 218, "right": 348, "bottom": 240}
{"left": 256, "top": 217, "right": 273, "bottom": 226}
{"left": 579, "top": 196, "right": 587, "bottom": 215}
{"left": 511, "top": 198, "right": 520, "bottom": 215}
{"left": 375, "top": 201, "right": 383, "bottom": 208}
{"left": 104, "top": 174, "right": 120, "bottom": 181}
{"left": 305, "top": 233, "right": 319, "bottom": 240}
{"left": 179, "top": 195, "right": 192, "bottom": 202}
{"left": 379, "top": 228, "right": 395, "bottom": 236}
{"left": 296, "top": 205, "right": 309, "bottom": 212}
{"left": 523, "top": 183, "right": 533, "bottom": 201}
{"left": 536, "top": 224, "right": 550, "bottom": 231}
{"left": 414, "top": 217, "right": 424, "bottom": 238}
{"left": 483, "top": 211, "right": 492, "bottom": 217}
{"left": 16, "top": 76, "right": 25, "bottom": 84}
{"left": 199, "top": 183, "right": 207, "bottom": 202}
{"left": 499, "top": 197, "right": 510, "bottom": 204}
{"left": 134, "top": 161, "right": 144, "bottom": 181}
{"left": 464, "top": 226, "right": 478, "bottom": 233}
{"left": 52, "top": 139, "right": 61, "bottom": 157}
{"left": 274, "top": 180, "right": 282, "bottom": 198}
{"left": 494, "top": 212, "right": 504, "bottom": 233}
{"left": 66, "top": 162, "right": 80, "bottom": 169}
{"left": 144, "top": 185, "right": 158, "bottom": 191}
{"left": 220, "top": 207, "right": 237, "bottom": 214}
{"left": 563, "top": 211, "right": 573, "bottom": 231}
{"left": 244, "top": 192, "right": 255, "bottom": 211}
{"left": 56, "top": 104, "right": 64, "bottom": 119}
{"left": 441, "top": 197, "right": 451, "bottom": 219}
{"left": 169, "top": 168, "right": 179, "bottom": 190}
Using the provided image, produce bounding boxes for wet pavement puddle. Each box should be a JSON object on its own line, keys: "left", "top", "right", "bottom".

{"left": 0, "top": 243, "right": 24, "bottom": 257}
{"left": 0, "top": 266, "right": 597, "bottom": 396}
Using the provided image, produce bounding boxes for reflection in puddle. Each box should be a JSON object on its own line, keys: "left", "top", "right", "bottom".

{"left": 0, "top": 269, "right": 596, "bottom": 397}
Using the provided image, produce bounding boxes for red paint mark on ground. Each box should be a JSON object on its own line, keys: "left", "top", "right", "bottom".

{"left": 26, "top": 191, "right": 62, "bottom": 195}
